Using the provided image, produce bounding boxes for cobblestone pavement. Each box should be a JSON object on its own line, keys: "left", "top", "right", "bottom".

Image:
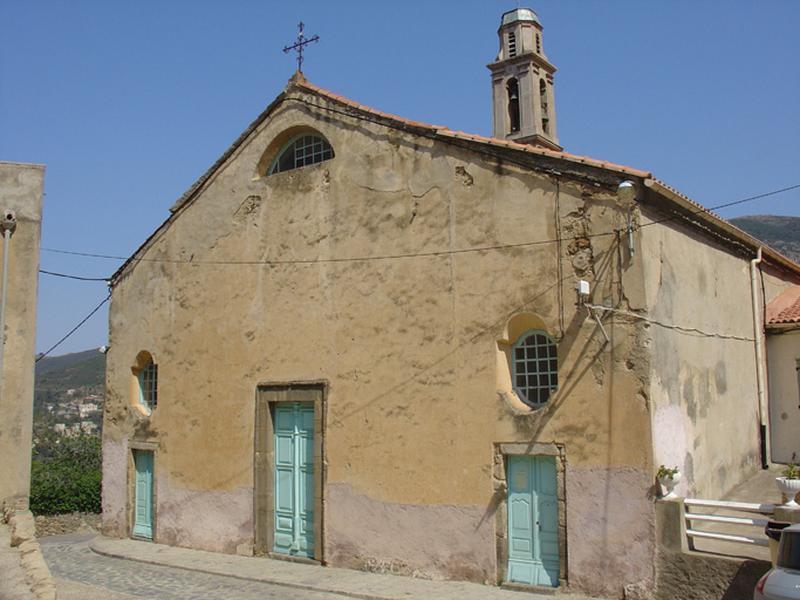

{"left": 41, "top": 535, "right": 353, "bottom": 600}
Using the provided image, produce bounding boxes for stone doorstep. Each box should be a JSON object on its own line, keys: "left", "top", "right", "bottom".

{"left": 88, "top": 536, "right": 592, "bottom": 600}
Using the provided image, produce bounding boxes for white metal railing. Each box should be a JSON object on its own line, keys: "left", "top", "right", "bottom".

{"left": 684, "top": 498, "right": 775, "bottom": 549}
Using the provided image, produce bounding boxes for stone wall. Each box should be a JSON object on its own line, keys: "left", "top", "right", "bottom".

{"left": 0, "top": 162, "right": 44, "bottom": 510}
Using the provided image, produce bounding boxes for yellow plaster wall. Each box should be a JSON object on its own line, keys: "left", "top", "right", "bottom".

{"left": 104, "top": 91, "right": 655, "bottom": 592}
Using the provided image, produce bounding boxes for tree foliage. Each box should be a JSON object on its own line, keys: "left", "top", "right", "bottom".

{"left": 30, "top": 433, "right": 102, "bottom": 515}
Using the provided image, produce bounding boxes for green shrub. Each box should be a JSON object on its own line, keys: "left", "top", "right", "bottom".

{"left": 30, "top": 433, "right": 101, "bottom": 515}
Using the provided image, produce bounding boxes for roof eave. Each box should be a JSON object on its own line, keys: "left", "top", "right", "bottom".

{"left": 644, "top": 178, "right": 800, "bottom": 275}
{"left": 766, "top": 321, "right": 800, "bottom": 333}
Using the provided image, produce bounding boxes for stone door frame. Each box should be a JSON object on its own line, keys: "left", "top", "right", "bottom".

{"left": 493, "top": 442, "right": 568, "bottom": 588}
{"left": 254, "top": 381, "right": 327, "bottom": 563}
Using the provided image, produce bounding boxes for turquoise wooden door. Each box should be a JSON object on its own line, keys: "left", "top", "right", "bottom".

{"left": 507, "top": 455, "right": 559, "bottom": 587}
{"left": 273, "top": 403, "right": 314, "bottom": 557}
{"left": 132, "top": 450, "right": 154, "bottom": 540}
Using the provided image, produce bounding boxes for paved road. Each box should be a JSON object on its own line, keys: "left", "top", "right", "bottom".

{"left": 41, "top": 534, "right": 353, "bottom": 600}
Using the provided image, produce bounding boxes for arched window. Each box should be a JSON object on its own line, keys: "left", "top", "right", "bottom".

{"left": 138, "top": 358, "right": 158, "bottom": 412}
{"left": 268, "top": 133, "right": 334, "bottom": 175}
{"left": 539, "top": 79, "right": 549, "bottom": 134}
{"left": 507, "top": 78, "right": 520, "bottom": 133}
{"left": 512, "top": 330, "right": 557, "bottom": 406}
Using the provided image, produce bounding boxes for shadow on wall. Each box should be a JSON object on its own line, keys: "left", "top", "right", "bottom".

{"left": 329, "top": 280, "right": 561, "bottom": 428}
{"left": 656, "top": 550, "right": 769, "bottom": 600}
{"left": 498, "top": 233, "right": 627, "bottom": 444}
{"left": 722, "top": 560, "right": 772, "bottom": 600}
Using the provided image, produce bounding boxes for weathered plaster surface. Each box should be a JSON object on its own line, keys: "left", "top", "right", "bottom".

{"left": 565, "top": 466, "right": 655, "bottom": 597}
{"left": 640, "top": 209, "right": 798, "bottom": 499}
{"left": 105, "top": 85, "right": 658, "bottom": 598}
{"left": 100, "top": 437, "right": 128, "bottom": 536}
{"left": 326, "top": 483, "right": 494, "bottom": 582}
{"left": 155, "top": 484, "right": 253, "bottom": 554}
{"left": 0, "top": 163, "right": 43, "bottom": 510}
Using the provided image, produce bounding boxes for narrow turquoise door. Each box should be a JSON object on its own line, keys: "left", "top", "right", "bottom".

{"left": 273, "top": 403, "right": 314, "bottom": 557}
{"left": 507, "top": 455, "right": 559, "bottom": 587}
{"left": 132, "top": 450, "right": 154, "bottom": 540}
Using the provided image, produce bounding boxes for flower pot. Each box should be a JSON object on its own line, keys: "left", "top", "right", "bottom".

{"left": 775, "top": 477, "right": 800, "bottom": 508}
{"left": 658, "top": 471, "right": 681, "bottom": 499}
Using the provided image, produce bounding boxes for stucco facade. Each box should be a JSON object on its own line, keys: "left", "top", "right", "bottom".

{"left": 765, "top": 286, "right": 800, "bottom": 464}
{"left": 101, "top": 73, "right": 800, "bottom": 599}
{"left": 641, "top": 213, "right": 789, "bottom": 499}
{"left": 0, "top": 162, "right": 44, "bottom": 511}
{"left": 767, "top": 330, "right": 800, "bottom": 463}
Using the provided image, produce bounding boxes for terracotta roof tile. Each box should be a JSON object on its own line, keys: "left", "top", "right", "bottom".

{"left": 767, "top": 286, "right": 800, "bottom": 325}
{"left": 293, "top": 79, "right": 651, "bottom": 179}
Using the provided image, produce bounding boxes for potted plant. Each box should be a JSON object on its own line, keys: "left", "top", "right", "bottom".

{"left": 776, "top": 462, "right": 800, "bottom": 508}
{"left": 657, "top": 465, "right": 681, "bottom": 499}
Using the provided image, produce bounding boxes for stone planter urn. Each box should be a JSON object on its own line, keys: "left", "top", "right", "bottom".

{"left": 776, "top": 477, "right": 800, "bottom": 508}
{"left": 658, "top": 471, "right": 681, "bottom": 499}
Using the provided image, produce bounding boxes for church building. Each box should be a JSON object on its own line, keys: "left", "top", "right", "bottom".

{"left": 101, "top": 8, "right": 800, "bottom": 598}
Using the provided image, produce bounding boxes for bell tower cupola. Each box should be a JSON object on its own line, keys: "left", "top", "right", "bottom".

{"left": 488, "top": 8, "right": 561, "bottom": 151}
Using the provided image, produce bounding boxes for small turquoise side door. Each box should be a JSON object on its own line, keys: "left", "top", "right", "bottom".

{"left": 132, "top": 450, "right": 154, "bottom": 540}
{"left": 507, "top": 455, "right": 559, "bottom": 587}
{"left": 273, "top": 403, "right": 314, "bottom": 557}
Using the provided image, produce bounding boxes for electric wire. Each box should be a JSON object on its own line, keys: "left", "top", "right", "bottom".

{"left": 637, "top": 182, "right": 800, "bottom": 231}
{"left": 38, "top": 182, "right": 800, "bottom": 270}
{"left": 34, "top": 183, "right": 793, "bottom": 357}
{"left": 33, "top": 96, "right": 799, "bottom": 359}
{"left": 35, "top": 294, "right": 111, "bottom": 362}
{"left": 39, "top": 269, "right": 109, "bottom": 282}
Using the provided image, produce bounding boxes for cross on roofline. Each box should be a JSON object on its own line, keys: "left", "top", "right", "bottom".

{"left": 283, "top": 22, "right": 320, "bottom": 73}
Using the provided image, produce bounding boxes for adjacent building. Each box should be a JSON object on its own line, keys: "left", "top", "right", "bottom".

{"left": 766, "top": 286, "right": 800, "bottom": 464}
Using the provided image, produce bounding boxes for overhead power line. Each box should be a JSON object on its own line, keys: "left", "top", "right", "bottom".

{"left": 35, "top": 183, "right": 795, "bottom": 356}
{"left": 39, "top": 269, "right": 109, "bottom": 282}
{"left": 39, "top": 181, "right": 799, "bottom": 271}
{"left": 35, "top": 294, "right": 111, "bottom": 362}
{"left": 638, "top": 182, "right": 800, "bottom": 231}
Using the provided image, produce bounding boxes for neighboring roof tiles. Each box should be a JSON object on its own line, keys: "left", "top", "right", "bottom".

{"left": 767, "top": 286, "right": 800, "bottom": 325}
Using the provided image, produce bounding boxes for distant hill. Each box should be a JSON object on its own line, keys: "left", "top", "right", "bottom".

{"left": 34, "top": 349, "right": 105, "bottom": 408}
{"left": 35, "top": 348, "right": 102, "bottom": 377}
{"left": 730, "top": 215, "right": 800, "bottom": 264}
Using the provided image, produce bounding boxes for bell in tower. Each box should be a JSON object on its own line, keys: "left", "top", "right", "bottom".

{"left": 488, "top": 8, "right": 561, "bottom": 150}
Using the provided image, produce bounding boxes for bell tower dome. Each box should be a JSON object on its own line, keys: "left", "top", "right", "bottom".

{"left": 488, "top": 8, "right": 561, "bottom": 150}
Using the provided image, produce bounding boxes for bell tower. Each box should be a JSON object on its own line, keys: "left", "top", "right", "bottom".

{"left": 488, "top": 8, "right": 561, "bottom": 151}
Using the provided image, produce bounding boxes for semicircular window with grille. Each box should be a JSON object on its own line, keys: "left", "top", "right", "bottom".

{"left": 268, "top": 133, "right": 334, "bottom": 175}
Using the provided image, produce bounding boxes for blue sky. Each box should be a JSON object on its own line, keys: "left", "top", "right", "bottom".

{"left": 1, "top": 1, "right": 799, "bottom": 356}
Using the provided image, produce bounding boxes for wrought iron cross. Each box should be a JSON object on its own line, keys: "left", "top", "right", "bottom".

{"left": 283, "top": 22, "right": 319, "bottom": 72}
